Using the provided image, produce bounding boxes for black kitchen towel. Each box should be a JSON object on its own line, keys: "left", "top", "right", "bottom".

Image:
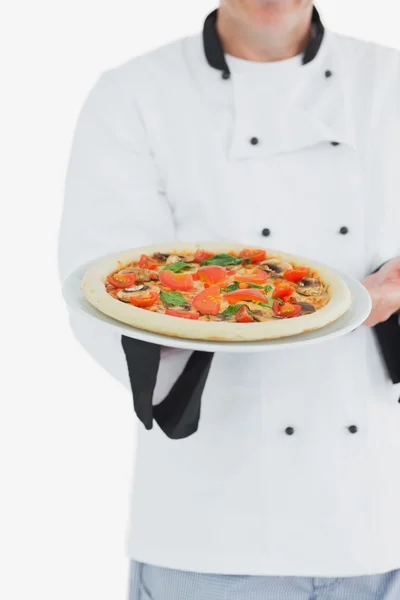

{"left": 373, "top": 314, "right": 400, "bottom": 383}
{"left": 371, "top": 263, "right": 400, "bottom": 384}
{"left": 121, "top": 336, "right": 215, "bottom": 439}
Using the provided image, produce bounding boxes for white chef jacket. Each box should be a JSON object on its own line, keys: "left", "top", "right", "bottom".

{"left": 59, "top": 8, "right": 400, "bottom": 577}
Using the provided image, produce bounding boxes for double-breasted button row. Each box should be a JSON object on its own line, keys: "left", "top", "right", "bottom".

{"left": 224, "top": 69, "right": 333, "bottom": 82}
{"left": 260, "top": 227, "right": 349, "bottom": 237}
{"left": 284, "top": 425, "right": 359, "bottom": 435}
{"left": 249, "top": 137, "right": 341, "bottom": 147}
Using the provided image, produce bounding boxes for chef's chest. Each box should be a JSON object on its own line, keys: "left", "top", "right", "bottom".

{"left": 145, "top": 95, "right": 378, "bottom": 279}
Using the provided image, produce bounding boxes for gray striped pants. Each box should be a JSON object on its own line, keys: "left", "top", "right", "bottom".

{"left": 128, "top": 561, "right": 400, "bottom": 599}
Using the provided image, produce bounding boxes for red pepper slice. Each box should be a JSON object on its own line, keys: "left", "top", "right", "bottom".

{"left": 192, "top": 285, "right": 222, "bottom": 315}
{"left": 224, "top": 288, "right": 267, "bottom": 305}
{"left": 235, "top": 305, "right": 254, "bottom": 323}
{"left": 129, "top": 290, "right": 158, "bottom": 308}
{"left": 239, "top": 248, "right": 267, "bottom": 264}
{"left": 107, "top": 273, "right": 137, "bottom": 289}
{"left": 159, "top": 270, "right": 194, "bottom": 291}
{"left": 139, "top": 254, "right": 158, "bottom": 270}
{"left": 283, "top": 267, "right": 309, "bottom": 283}
{"left": 165, "top": 309, "right": 200, "bottom": 320}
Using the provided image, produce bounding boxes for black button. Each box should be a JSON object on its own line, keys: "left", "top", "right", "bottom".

{"left": 222, "top": 71, "right": 230, "bottom": 80}
{"left": 331, "top": 141, "right": 340, "bottom": 146}
{"left": 262, "top": 228, "right": 271, "bottom": 237}
{"left": 339, "top": 226, "right": 349, "bottom": 235}
{"left": 250, "top": 137, "right": 259, "bottom": 146}
{"left": 285, "top": 427, "right": 295, "bottom": 436}
{"left": 325, "top": 70, "right": 333, "bottom": 78}
{"left": 348, "top": 425, "right": 358, "bottom": 434}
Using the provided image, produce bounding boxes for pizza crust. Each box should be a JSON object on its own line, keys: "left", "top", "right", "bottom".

{"left": 81, "top": 242, "right": 352, "bottom": 342}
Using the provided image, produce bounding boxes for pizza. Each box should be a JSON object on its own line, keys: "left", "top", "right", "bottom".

{"left": 81, "top": 243, "right": 352, "bottom": 342}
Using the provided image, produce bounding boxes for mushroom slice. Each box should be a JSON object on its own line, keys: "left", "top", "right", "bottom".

{"left": 296, "top": 278, "right": 324, "bottom": 297}
{"left": 165, "top": 255, "right": 181, "bottom": 265}
{"left": 152, "top": 252, "right": 170, "bottom": 261}
{"left": 134, "top": 269, "right": 153, "bottom": 282}
{"left": 178, "top": 255, "right": 195, "bottom": 263}
{"left": 297, "top": 302, "right": 316, "bottom": 314}
{"left": 259, "top": 258, "right": 293, "bottom": 276}
{"left": 123, "top": 285, "right": 147, "bottom": 293}
{"left": 116, "top": 285, "right": 151, "bottom": 302}
{"left": 117, "top": 267, "right": 137, "bottom": 274}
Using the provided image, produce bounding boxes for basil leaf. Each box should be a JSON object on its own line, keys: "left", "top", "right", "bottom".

{"left": 248, "top": 283, "right": 263, "bottom": 289}
{"left": 220, "top": 303, "right": 246, "bottom": 317}
{"left": 159, "top": 290, "right": 188, "bottom": 306}
{"left": 161, "top": 261, "right": 192, "bottom": 273}
{"left": 221, "top": 282, "right": 240, "bottom": 293}
{"left": 263, "top": 285, "right": 273, "bottom": 295}
{"left": 200, "top": 253, "right": 250, "bottom": 267}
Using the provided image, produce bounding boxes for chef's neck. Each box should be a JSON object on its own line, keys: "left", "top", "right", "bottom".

{"left": 217, "top": 5, "right": 313, "bottom": 62}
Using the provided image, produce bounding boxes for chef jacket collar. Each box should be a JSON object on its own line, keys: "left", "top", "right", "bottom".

{"left": 203, "top": 6, "right": 325, "bottom": 75}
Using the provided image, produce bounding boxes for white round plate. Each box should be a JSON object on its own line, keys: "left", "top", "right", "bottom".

{"left": 62, "top": 262, "right": 372, "bottom": 353}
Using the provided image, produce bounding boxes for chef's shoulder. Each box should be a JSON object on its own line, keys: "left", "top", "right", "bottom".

{"left": 332, "top": 31, "right": 400, "bottom": 98}
{"left": 86, "top": 35, "right": 197, "bottom": 112}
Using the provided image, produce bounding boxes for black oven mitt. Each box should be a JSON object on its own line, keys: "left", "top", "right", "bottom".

{"left": 121, "top": 336, "right": 215, "bottom": 439}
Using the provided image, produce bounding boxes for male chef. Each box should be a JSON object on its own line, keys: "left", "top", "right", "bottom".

{"left": 59, "top": 1, "right": 400, "bottom": 598}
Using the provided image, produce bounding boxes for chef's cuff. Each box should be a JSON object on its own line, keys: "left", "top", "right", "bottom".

{"left": 121, "top": 336, "right": 214, "bottom": 439}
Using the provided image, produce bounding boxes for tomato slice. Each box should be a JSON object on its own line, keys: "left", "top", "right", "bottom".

{"left": 224, "top": 288, "right": 267, "bottom": 304}
{"left": 192, "top": 272, "right": 200, "bottom": 281}
{"left": 235, "top": 305, "right": 254, "bottom": 323}
{"left": 239, "top": 248, "right": 267, "bottom": 264}
{"left": 283, "top": 267, "right": 309, "bottom": 283}
{"left": 234, "top": 268, "right": 268, "bottom": 285}
{"left": 139, "top": 254, "right": 158, "bottom": 270}
{"left": 107, "top": 273, "right": 137, "bottom": 289}
{"left": 192, "top": 285, "right": 221, "bottom": 315}
{"left": 272, "top": 282, "right": 294, "bottom": 299}
{"left": 197, "top": 265, "right": 227, "bottom": 284}
{"left": 165, "top": 309, "right": 200, "bottom": 320}
{"left": 272, "top": 300, "right": 302, "bottom": 318}
{"left": 159, "top": 269, "right": 194, "bottom": 291}
{"left": 129, "top": 290, "right": 158, "bottom": 308}
{"left": 194, "top": 249, "right": 215, "bottom": 263}
{"left": 281, "top": 304, "right": 302, "bottom": 318}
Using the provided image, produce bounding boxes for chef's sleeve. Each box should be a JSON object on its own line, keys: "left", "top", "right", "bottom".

{"left": 369, "top": 92, "right": 400, "bottom": 383}
{"left": 58, "top": 69, "right": 213, "bottom": 438}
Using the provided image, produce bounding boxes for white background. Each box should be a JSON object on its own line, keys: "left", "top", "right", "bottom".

{"left": 1, "top": 1, "right": 399, "bottom": 599}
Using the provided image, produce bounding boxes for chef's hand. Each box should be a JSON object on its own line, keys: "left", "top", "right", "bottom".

{"left": 362, "top": 257, "right": 400, "bottom": 326}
